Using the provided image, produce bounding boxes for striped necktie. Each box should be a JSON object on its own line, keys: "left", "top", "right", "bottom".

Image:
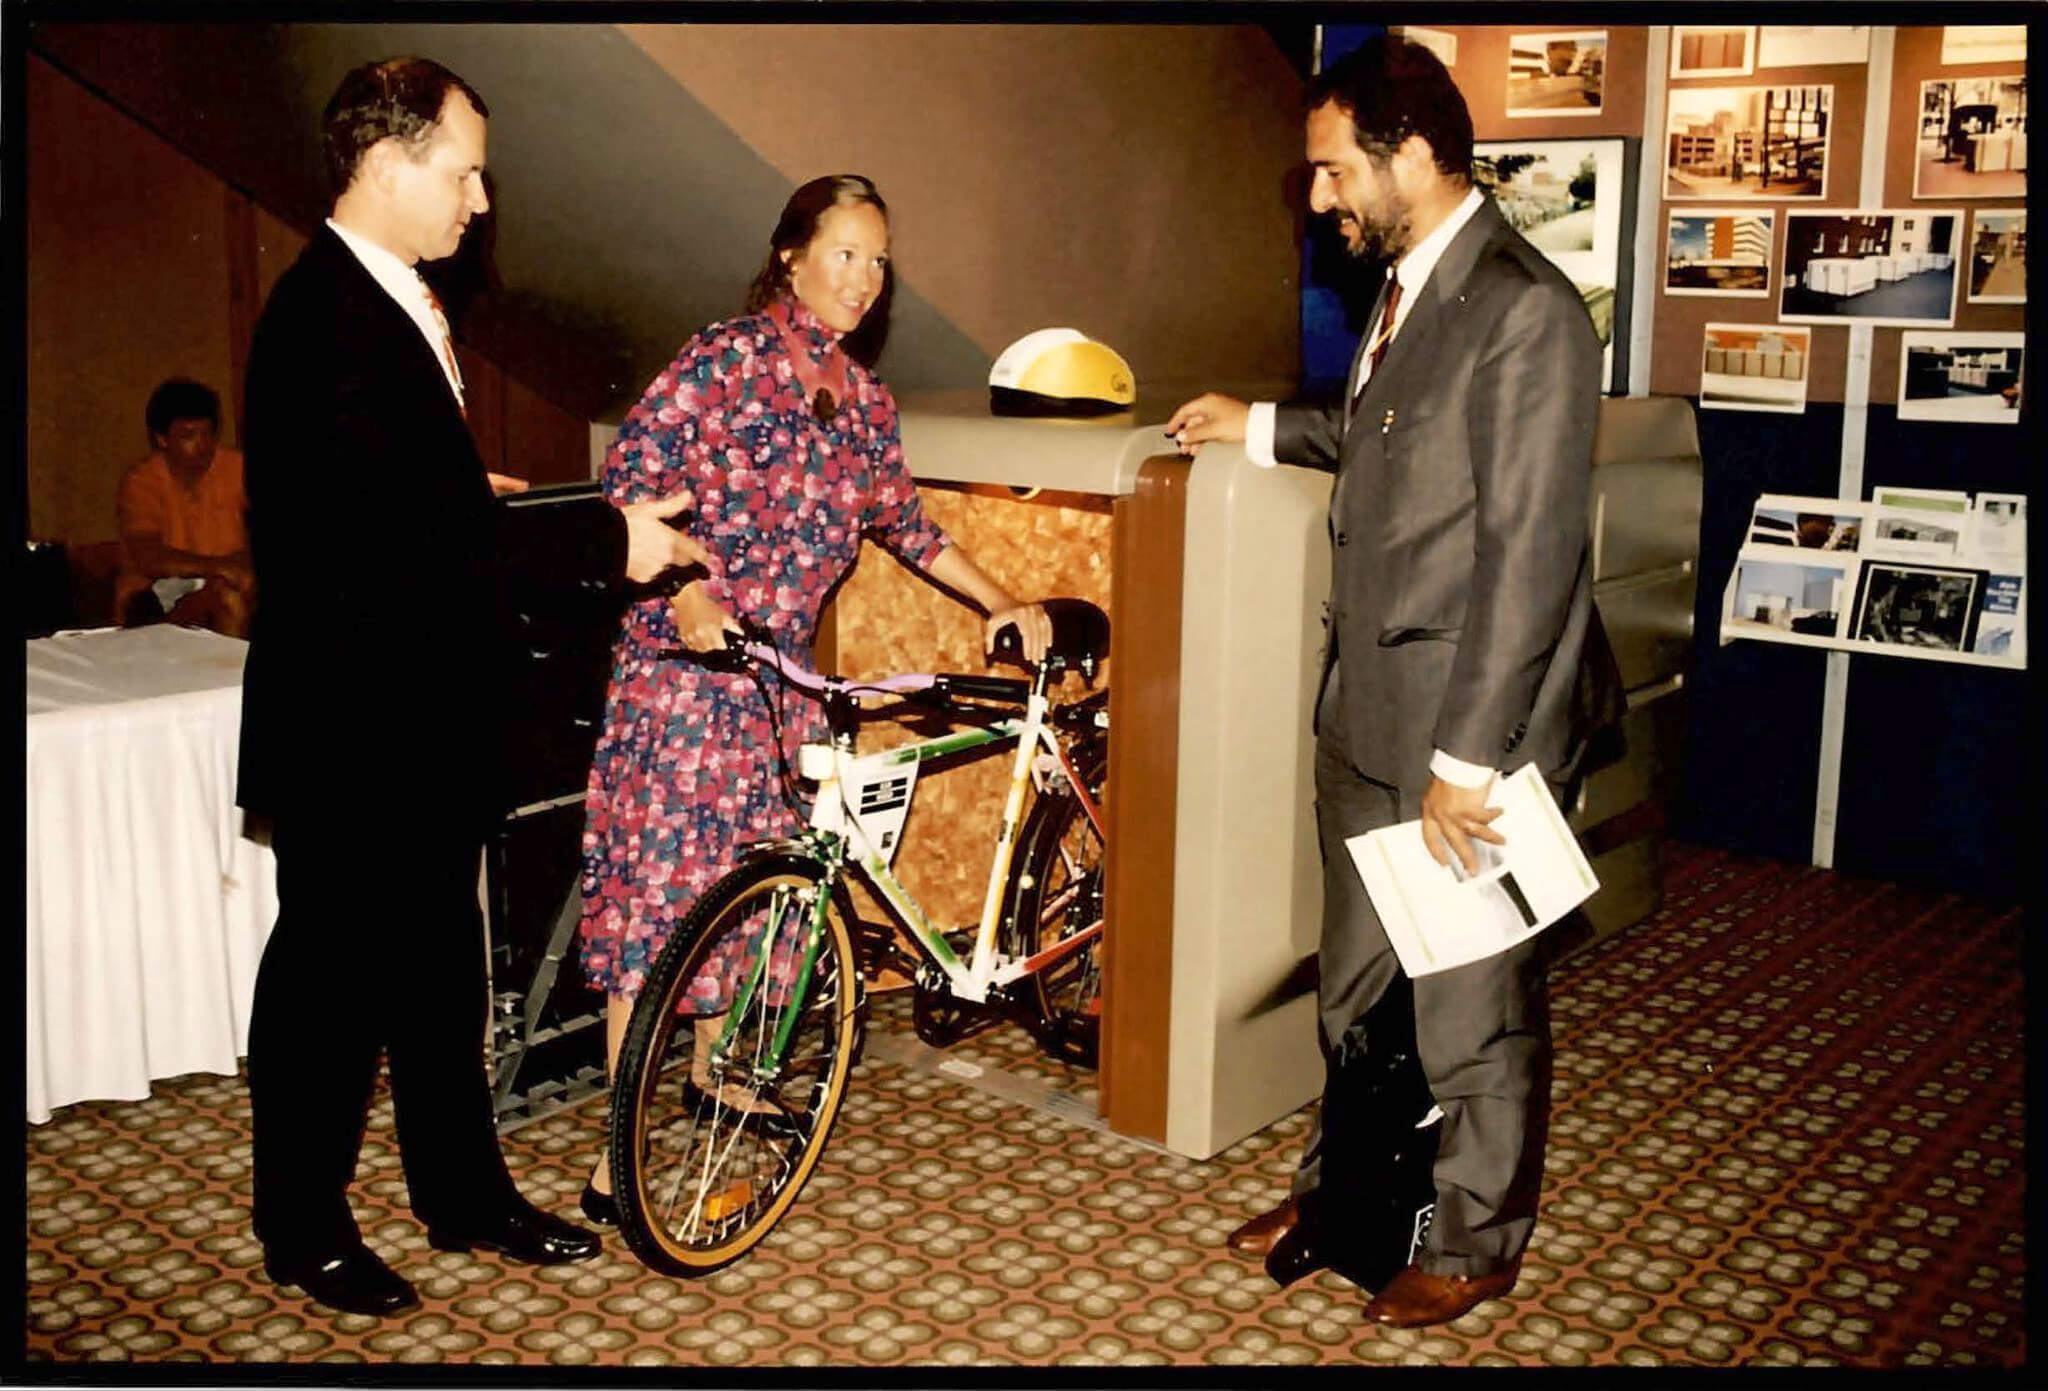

{"left": 420, "top": 280, "right": 467, "bottom": 418}
{"left": 1357, "top": 272, "right": 1404, "bottom": 401}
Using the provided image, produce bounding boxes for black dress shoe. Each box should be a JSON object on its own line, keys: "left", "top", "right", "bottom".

{"left": 427, "top": 1201, "right": 601, "bottom": 1265}
{"left": 265, "top": 1244, "right": 419, "bottom": 1317}
{"left": 580, "top": 1182, "right": 620, "bottom": 1228}
{"left": 1264, "top": 1219, "right": 1335, "bottom": 1289}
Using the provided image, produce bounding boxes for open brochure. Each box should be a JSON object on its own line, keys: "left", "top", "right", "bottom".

{"left": 1343, "top": 763, "right": 1599, "bottom": 979}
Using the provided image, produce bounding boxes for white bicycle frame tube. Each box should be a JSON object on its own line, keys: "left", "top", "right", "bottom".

{"left": 800, "top": 685, "right": 1090, "bottom": 1005}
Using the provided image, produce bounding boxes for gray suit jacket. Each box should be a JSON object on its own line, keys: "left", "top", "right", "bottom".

{"left": 1276, "top": 196, "right": 1620, "bottom": 796}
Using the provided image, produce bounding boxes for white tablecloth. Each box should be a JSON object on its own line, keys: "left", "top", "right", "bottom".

{"left": 25, "top": 626, "right": 278, "bottom": 1122}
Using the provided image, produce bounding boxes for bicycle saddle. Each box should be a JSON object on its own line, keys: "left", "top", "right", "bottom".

{"left": 992, "top": 598, "right": 1110, "bottom": 680}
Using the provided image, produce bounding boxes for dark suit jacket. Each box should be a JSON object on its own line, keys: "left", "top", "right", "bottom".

{"left": 237, "top": 227, "right": 626, "bottom": 826}
{"left": 1276, "top": 196, "right": 1622, "bottom": 796}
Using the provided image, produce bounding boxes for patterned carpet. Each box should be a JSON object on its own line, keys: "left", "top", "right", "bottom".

{"left": 20, "top": 843, "right": 2026, "bottom": 1367}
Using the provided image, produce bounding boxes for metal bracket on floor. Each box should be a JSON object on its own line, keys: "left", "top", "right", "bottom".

{"left": 859, "top": 1028, "right": 1176, "bottom": 1157}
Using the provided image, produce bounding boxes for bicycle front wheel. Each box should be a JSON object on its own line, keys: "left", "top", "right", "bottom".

{"left": 609, "top": 852, "right": 859, "bottom": 1275}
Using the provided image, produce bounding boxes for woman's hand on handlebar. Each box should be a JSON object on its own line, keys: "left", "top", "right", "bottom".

{"left": 985, "top": 601, "right": 1052, "bottom": 667}
{"left": 671, "top": 580, "right": 744, "bottom": 653}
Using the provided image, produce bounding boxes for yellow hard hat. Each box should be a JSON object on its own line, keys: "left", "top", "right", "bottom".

{"left": 988, "top": 329, "right": 1136, "bottom": 417}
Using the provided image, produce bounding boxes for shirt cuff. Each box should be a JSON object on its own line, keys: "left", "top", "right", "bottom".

{"left": 1430, "top": 748, "right": 1497, "bottom": 788}
{"left": 1244, "top": 402, "right": 1279, "bottom": 469}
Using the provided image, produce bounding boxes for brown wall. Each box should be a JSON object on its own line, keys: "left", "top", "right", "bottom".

{"left": 26, "top": 53, "right": 241, "bottom": 546}
{"left": 1442, "top": 25, "right": 1651, "bottom": 139}
{"left": 25, "top": 55, "right": 590, "bottom": 553}
{"left": 1649, "top": 47, "right": 1872, "bottom": 403}
{"left": 1648, "top": 25, "right": 2024, "bottom": 406}
{"left": 1868, "top": 25, "right": 2028, "bottom": 404}
{"left": 620, "top": 24, "right": 1306, "bottom": 393}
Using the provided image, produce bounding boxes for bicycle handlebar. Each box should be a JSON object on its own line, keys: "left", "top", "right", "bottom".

{"left": 659, "top": 624, "right": 1039, "bottom": 709}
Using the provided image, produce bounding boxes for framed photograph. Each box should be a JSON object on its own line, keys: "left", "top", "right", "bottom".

{"left": 1757, "top": 26, "right": 1870, "bottom": 69}
{"left": 1729, "top": 550, "right": 1855, "bottom": 639}
{"left": 1672, "top": 26, "right": 1754, "bottom": 79}
{"left": 1967, "top": 210, "right": 2026, "bottom": 304}
{"left": 1896, "top": 332, "right": 2025, "bottom": 426}
{"left": 1390, "top": 26, "right": 1456, "bottom": 68}
{"left": 1699, "top": 323, "right": 1811, "bottom": 414}
{"left": 1665, "top": 85, "right": 1830, "bottom": 199}
{"left": 1941, "top": 26, "right": 2026, "bottom": 66}
{"left": 1971, "top": 572, "right": 2024, "bottom": 661}
{"left": 1507, "top": 32, "right": 1605, "bottom": 118}
{"left": 1914, "top": 79, "right": 2028, "bottom": 200}
{"left": 1968, "top": 493, "right": 2028, "bottom": 562}
{"left": 1749, "top": 494, "right": 1863, "bottom": 552}
{"left": 1779, "top": 210, "right": 1961, "bottom": 327}
{"left": 1849, "top": 562, "right": 1981, "bottom": 652}
{"left": 1472, "top": 137, "right": 1636, "bottom": 392}
{"left": 1665, "top": 209, "right": 1775, "bottom": 296}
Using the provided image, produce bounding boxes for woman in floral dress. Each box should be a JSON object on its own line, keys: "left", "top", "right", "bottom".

{"left": 576, "top": 176, "right": 1049, "bottom": 1219}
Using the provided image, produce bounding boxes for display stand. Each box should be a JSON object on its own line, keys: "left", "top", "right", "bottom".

{"left": 1721, "top": 489, "right": 2027, "bottom": 671}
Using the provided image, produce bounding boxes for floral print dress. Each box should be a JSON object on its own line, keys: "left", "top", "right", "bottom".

{"left": 578, "top": 296, "right": 949, "bottom": 1009}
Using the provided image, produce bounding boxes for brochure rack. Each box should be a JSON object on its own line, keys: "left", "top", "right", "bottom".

{"left": 1719, "top": 489, "right": 2026, "bottom": 670}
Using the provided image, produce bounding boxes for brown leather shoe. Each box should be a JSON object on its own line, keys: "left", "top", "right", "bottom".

{"left": 1225, "top": 1195, "right": 1300, "bottom": 1256}
{"left": 1364, "top": 1261, "right": 1520, "bottom": 1328}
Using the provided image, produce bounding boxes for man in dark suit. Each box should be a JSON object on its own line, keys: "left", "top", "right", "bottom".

{"left": 1166, "top": 36, "right": 1620, "bottom": 1329}
{"left": 239, "top": 57, "right": 712, "bottom": 1317}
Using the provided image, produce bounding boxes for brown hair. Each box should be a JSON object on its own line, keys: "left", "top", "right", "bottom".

{"left": 322, "top": 57, "right": 489, "bottom": 196}
{"left": 745, "top": 175, "right": 893, "bottom": 366}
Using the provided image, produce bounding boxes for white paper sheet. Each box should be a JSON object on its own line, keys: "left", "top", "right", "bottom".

{"left": 1345, "top": 764, "right": 1599, "bottom": 978}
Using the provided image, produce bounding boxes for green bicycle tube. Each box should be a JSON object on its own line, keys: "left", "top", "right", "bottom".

{"left": 881, "top": 722, "right": 1020, "bottom": 766}
{"left": 713, "top": 882, "right": 789, "bottom": 1068}
{"left": 767, "top": 874, "right": 839, "bottom": 1072}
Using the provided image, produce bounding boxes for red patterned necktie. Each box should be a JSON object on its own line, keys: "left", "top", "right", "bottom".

{"left": 421, "top": 282, "right": 468, "bottom": 419}
{"left": 1366, "top": 273, "right": 1404, "bottom": 379}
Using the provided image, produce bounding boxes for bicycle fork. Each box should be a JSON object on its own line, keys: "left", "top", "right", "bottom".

{"left": 708, "top": 844, "right": 846, "bottom": 1086}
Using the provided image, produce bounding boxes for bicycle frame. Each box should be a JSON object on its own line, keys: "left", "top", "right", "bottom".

{"left": 799, "top": 672, "right": 1104, "bottom": 1005}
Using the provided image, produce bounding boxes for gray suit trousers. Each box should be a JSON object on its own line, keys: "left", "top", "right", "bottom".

{"left": 1291, "top": 685, "right": 1553, "bottom": 1277}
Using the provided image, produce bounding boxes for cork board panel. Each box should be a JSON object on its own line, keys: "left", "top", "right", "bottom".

{"left": 1649, "top": 56, "right": 1872, "bottom": 404}
{"left": 827, "top": 485, "right": 1114, "bottom": 936}
{"left": 1865, "top": 25, "right": 2029, "bottom": 406}
{"left": 1440, "top": 26, "right": 1650, "bottom": 139}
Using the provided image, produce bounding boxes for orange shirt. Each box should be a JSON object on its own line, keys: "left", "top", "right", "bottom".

{"left": 114, "top": 447, "right": 248, "bottom": 616}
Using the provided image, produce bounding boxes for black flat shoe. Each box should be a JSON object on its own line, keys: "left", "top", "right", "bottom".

{"left": 682, "top": 1078, "right": 800, "bottom": 1140}
{"left": 265, "top": 1243, "right": 419, "bottom": 1317}
{"left": 427, "top": 1201, "right": 601, "bottom": 1266}
{"left": 580, "top": 1182, "right": 620, "bottom": 1228}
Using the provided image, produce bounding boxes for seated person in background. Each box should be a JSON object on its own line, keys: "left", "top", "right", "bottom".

{"left": 115, "top": 378, "right": 253, "bottom": 637}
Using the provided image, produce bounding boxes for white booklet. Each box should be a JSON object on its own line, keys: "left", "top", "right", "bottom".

{"left": 1344, "top": 763, "right": 1599, "bottom": 978}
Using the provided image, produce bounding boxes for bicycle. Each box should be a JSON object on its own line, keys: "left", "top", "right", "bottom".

{"left": 607, "top": 599, "right": 1110, "bottom": 1275}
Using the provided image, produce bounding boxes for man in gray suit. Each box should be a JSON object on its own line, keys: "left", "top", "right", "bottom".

{"left": 1166, "top": 35, "right": 1619, "bottom": 1329}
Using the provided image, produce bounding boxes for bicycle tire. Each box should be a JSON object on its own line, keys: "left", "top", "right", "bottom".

{"left": 609, "top": 852, "right": 859, "bottom": 1275}
{"left": 1001, "top": 736, "right": 1108, "bottom": 1068}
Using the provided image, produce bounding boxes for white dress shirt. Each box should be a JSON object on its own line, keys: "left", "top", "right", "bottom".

{"left": 1245, "top": 186, "right": 1494, "bottom": 789}
{"left": 326, "top": 218, "right": 467, "bottom": 411}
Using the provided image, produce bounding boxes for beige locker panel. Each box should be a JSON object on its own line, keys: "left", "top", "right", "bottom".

{"left": 1166, "top": 447, "right": 1333, "bottom": 1160}
{"left": 1597, "top": 575, "right": 1699, "bottom": 693}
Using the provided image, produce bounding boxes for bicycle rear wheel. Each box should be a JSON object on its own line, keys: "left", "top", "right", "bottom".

{"left": 609, "top": 853, "right": 859, "bottom": 1275}
{"left": 1002, "top": 740, "right": 1107, "bottom": 1067}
